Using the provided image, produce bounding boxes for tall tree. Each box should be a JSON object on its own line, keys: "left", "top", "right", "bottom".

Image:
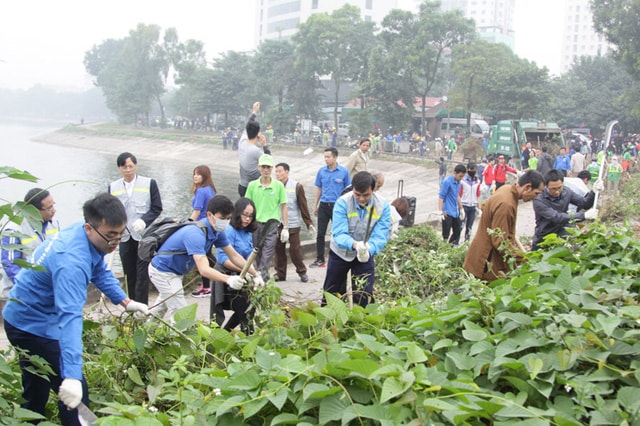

{"left": 451, "top": 40, "right": 551, "bottom": 121}
{"left": 377, "top": 3, "right": 475, "bottom": 135}
{"left": 591, "top": 0, "right": 640, "bottom": 80}
{"left": 84, "top": 24, "right": 170, "bottom": 124}
{"left": 294, "top": 4, "right": 376, "bottom": 126}
{"left": 548, "top": 55, "right": 639, "bottom": 133}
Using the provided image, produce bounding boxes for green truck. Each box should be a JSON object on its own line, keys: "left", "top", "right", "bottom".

{"left": 487, "top": 120, "right": 566, "bottom": 169}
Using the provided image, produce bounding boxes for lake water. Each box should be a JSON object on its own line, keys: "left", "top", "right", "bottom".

{"left": 0, "top": 120, "right": 238, "bottom": 226}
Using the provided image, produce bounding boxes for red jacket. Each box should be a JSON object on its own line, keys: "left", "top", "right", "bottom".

{"left": 493, "top": 163, "right": 516, "bottom": 183}
{"left": 482, "top": 164, "right": 494, "bottom": 184}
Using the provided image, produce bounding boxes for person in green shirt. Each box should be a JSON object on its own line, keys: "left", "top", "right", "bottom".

{"left": 528, "top": 149, "right": 539, "bottom": 171}
{"left": 607, "top": 156, "right": 622, "bottom": 194}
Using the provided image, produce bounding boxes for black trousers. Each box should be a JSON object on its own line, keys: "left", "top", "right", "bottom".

{"left": 315, "top": 202, "right": 334, "bottom": 262}
{"left": 119, "top": 238, "right": 150, "bottom": 304}
{"left": 4, "top": 320, "right": 89, "bottom": 426}
{"left": 442, "top": 215, "right": 462, "bottom": 245}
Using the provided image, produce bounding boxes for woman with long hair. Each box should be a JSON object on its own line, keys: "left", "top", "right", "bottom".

{"left": 211, "top": 197, "right": 259, "bottom": 333}
{"left": 190, "top": 165, "right": 217, "bottom": 297}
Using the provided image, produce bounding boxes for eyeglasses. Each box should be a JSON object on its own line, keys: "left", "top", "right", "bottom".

{"left": 89, "top": 223, "right": 123, "bottom": 246}
{"left": 547, "top": 185, "right": 563, "bottom": 194}
{"left": 241, "top": 212, "right": 254, "bottom": 219}
{"left": 39, "top": 203, "right": 56, "bottom": 213}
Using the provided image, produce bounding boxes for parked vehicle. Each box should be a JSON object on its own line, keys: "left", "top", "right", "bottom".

{"left": 436, "top": 118, "right": 489, "bottom": 138}
{"left": 487, "top": 120, "right": 565, "bottom": 169}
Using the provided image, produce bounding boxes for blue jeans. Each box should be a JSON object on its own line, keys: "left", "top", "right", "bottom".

{"left": 4, "top": 320, "right": 89, "bottom": 426}
{"left": 462, "top": 205, "right": 477, "bottom": 241}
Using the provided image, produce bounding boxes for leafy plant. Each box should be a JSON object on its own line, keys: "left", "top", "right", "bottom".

{"left": 375, "top": 225, "right": 468, "bottom": 302}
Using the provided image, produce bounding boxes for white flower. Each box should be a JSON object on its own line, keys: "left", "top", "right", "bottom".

{"left": 148, "top": 406, "right": 158, "bottom": 413}
{"left": 213, "top": 388, "right": 222, "bottom": 396}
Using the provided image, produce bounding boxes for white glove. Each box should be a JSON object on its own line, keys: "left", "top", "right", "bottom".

{"left": 459, "top": 209, "right": 466, "bottom": 221}
{"left": 126, "top": 300, "right": 150, "bottom": 316}
{"left": 476, "top": 206, "right": 482, "bottom": 217}
{"left": 227, "top": 275, "right": 246, "bottom": 290}
{"left": 593, "top": 179, "right": 604, "bottom": 193}
{"left": 435, "top": 210, "right": 445, "bottom": 221}
{"left": 132, "top": 219, "right": 146, "bottom": 234}
{"left": 251, "top": 273, "right": 265, "bottom": 290}
{"left": 59, "top": 378, "right": 83, "bottom": 410}
{"left": 308, "top": 225, "right": 317, "bottom": 239}
{"left": 584, "top": 208, "right": 598, "bottom": 220}
{"left": 355, "top": 241, "right": 370, "bottom": 263}
{"left": 280, "top": 228, "right": 289, "bottom": 243}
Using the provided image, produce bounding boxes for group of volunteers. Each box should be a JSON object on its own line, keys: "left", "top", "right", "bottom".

{"left": 435, "top": 135, "right": 619, "bottom": 283}
{"left": 0, "top": 101, "right": 411, "bottom": 424}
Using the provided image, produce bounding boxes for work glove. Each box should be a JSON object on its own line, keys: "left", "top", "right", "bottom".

{"left": 132, "top": 218, "right": 146, "bottom": 234}
{"left": 459, "top": 209, "right": 466, "bottom": 221}
{"left": 251, "top": 273, "right": 265, "bottom": 290}
{"left": 435, "top": 210, "right": 445, "bottom": 221}
{"left": 308, "top": 225, "right": 317, "bottom": 239}
{"left": 593, "top": 179, "right": 604, "bottom": 193}
{"left": 126, "top": 300, "right": 150, "bottom": 316}
{"left": 584, "top": 208, "right": 598, "bottom": 220}
{"left": 227, "top": 275, "right": 246, "bottom": 290}
{"left": 280, "top": 228, "right": 289, "bottom": 243}
{"left": 355, "top": 241, "right": 370, "bottom": 263}
{"left": 59, "top": 378, "right": 83, "bottom": 410}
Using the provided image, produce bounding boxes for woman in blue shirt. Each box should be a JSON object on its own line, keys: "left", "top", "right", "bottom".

{"left": 190, "top": 165, "right": 218, "bottom": 297}
{"left": 212, "top": 198, "right": 258, "bottom": 333}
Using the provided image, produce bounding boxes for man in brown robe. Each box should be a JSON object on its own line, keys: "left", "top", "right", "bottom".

{"left": 464, "top": 170, "right": 544, "bottom": 281}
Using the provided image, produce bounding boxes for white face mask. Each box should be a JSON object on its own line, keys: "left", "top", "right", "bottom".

{"left": 213, "top": 218, "right": 229, "bottom": 232}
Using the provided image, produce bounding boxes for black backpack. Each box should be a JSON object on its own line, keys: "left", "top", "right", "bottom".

{"left": 137, "top": 218, "right": 207, "bottom": 262}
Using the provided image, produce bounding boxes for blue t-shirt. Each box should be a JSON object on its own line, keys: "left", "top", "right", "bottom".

{"left": 216, "top": 226, "right": 253, "bottom": 265}
{"left": 192, "top": 186, "right": 216, "bottom": 220}
{"left": 439, "top": 175, "right": 461, "bottom": 217}
{"left": 314, "top": 164, "right": 351, "bottom": 203}
{"left": 151, "top": 219, "right": 229, "bottom": 275}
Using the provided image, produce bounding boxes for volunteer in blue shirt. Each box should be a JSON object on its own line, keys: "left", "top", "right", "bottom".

{"left": 438, "top": 163, "right": 466, "bottom": 245}
{"left": 2, "top": 193, "right": 150, "bottom": 425}
{"left": 322, "top": 171, "right": 391, "bottom": 308}
{"left": 148, "top": 195, "right": 263, "bottom": 322}
{"left": 311, "top": 147, "right": 351, "bottom": 268}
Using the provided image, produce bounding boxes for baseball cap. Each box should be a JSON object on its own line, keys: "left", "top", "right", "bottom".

{"left": 258, "top": 154, "right": 274, "bottom": 167}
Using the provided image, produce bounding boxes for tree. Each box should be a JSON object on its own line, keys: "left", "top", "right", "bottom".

{"left": 294, "top": 4, "right": 376, "bottom": 126}
{"left": 376, "top": 3, "right": 475, "bottom": 135}
{"left": 451, "top": 41, "right": 551, "bottom": 121}
{"left": 548, "top": 55, "right": 639, "bottom": 133}
{"left": 591, "top": 0, "right": 640, "bottom": 80}
{"left": 84, "top": 24, "right": 170, "bottom": 125}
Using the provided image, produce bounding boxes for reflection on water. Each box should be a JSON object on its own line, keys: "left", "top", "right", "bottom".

{"left": 0, "top": 122, "right": 238, "bottom": 226}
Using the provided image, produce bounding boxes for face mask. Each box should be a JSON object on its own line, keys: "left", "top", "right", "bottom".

{"left": 213, "top": 218, "right": 229, "bottom": 232}
{"left": 468, "top": 171, "right": 476, "bottom": 178}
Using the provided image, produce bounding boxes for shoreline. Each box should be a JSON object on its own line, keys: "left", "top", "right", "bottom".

{"left": 33, "top": 128, "right": 445, "bottom": 226}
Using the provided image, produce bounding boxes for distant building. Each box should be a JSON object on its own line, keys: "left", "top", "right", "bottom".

{"left": 560, "top": 0, "right": 612, "bottom": 74}
{"left": 254, "top": 0, "right": 398, "bottom": 45}
{"left": 405, "top": 0, "right": 516, "bottom": 50}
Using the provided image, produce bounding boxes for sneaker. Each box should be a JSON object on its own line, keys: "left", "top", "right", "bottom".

{"left": 309, "top": 260, "right": 326, "bottom": 268}
{"left": 191, "top": 287, "right": 211, "bottom": 297}
{"left": 273, "top": 274, "right": 285, "bottom": 282}
{"left": 299, "top": 274, "right": 309, "bottom": 282}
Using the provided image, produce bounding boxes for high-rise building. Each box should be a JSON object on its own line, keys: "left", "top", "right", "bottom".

{"left": 560, "top": 0, "right": 612, "bottom": 73}
{"left": 255, "top": 0, "right": 398, "bottom": 45}
{"left": 430, "top": 0, "right": 516, "bottom": 50}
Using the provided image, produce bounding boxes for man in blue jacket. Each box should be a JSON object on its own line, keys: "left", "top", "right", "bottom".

{"left": 438, "top": 164, "right": 467, "bottom": 245}
{"left": 2, "top": 193, "right": 150, "bottom": 425}
{"left": 322, "top": 171, "right": 391, "bottom": 308}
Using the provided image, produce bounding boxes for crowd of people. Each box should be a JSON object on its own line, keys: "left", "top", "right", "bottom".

{"left": 3, "top": 103, "right": 638, "bottom": 423}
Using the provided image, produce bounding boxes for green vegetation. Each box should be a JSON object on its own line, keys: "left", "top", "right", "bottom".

{"left": 3, "top": 168, "right": 640, "bottom": 424}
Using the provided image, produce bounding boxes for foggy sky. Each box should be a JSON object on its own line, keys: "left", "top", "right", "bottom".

{"left": 0, "top": 0, "right": 563, "bottom": 91}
